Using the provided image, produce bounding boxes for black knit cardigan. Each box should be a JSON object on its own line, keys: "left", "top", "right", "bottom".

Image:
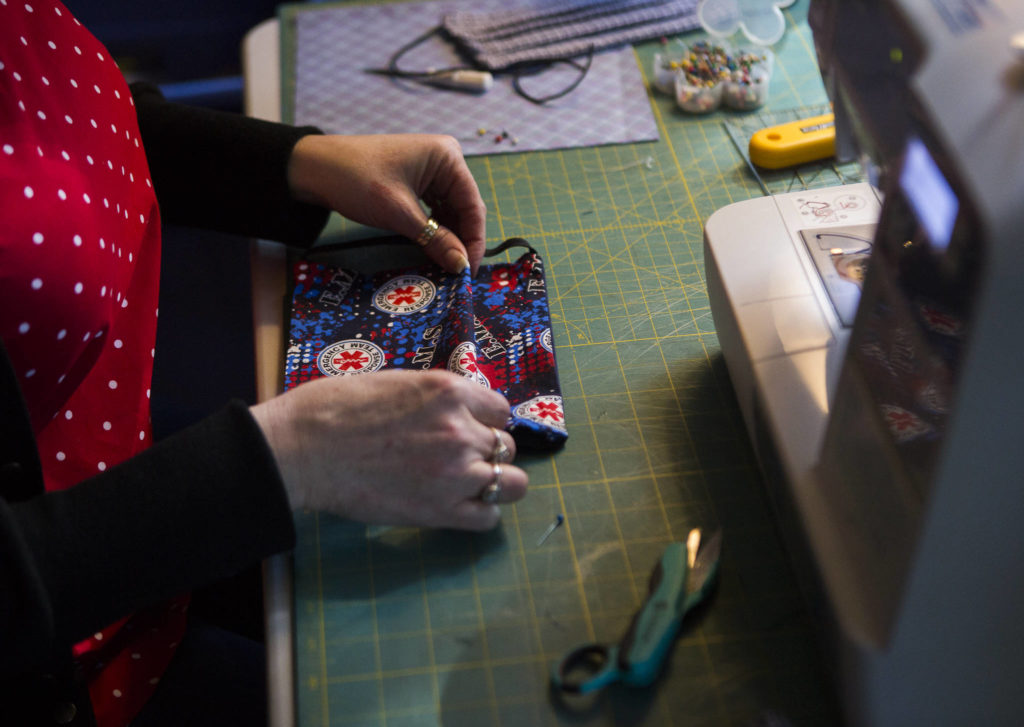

{"left": 0, "top": 83, "right": 329, "bottom": 726}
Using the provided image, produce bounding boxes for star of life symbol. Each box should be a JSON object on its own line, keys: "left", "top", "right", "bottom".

{"left": 373, "top": 275, "right": 436, "bottom": 314}
{"left": 448, "top": 341, "right": 490, "bottom": 387}
{"left": 515, "top": 395, "right": 566, "bottom": 432}
{"left": 318, "top": 340, "right": 385, "bottom": 376}
{"left": 919, "top": 303, "right": 961, "bottom": 337}
{"left": 880, "top": 403, "right": 932, "bottom": 443}
{"left": 540, "top": 328, "right": 553, "bottom": 353}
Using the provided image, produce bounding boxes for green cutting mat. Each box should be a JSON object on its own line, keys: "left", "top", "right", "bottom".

{"left": 291, "top": 2, "right": 845, "bottom": 725}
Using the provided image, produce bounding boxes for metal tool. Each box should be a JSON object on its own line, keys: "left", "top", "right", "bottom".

{"left": 551, "top": 528, "right": 722, "bottom": 695}
{"left": 364, "top": 67, "right": 494, "bottom": 93}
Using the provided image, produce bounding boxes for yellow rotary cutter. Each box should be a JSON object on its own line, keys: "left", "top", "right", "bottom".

{"left": 749, "top": 112, "right": 836, "bottom": 169}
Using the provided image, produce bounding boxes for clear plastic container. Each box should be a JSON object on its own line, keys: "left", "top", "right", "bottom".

{"left": 652, "top": 52, "right": 681, "bottom": 95}
{"left": 674, "top": 71, "right": 725, "bottom": 113}
{"left": 697, "top": 0, "right": 795, "bottom": 47}
{"left": 721, "top": 46, "right": 773, "bottom": 111}
{"left": 654, "top": 40, "right": 772, "bottom": 113}
{"left": 651, "top": 0, "right": 785, "bottom": 114}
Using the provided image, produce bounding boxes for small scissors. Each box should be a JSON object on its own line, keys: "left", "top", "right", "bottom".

{"left": 551, "top": 528, "right": 722, "bottom": 695}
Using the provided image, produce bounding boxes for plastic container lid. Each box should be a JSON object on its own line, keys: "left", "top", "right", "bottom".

{"left": 696, "top": 0, "right": 796, "bottom": 46}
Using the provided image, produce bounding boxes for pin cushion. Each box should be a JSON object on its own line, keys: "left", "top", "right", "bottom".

{"left": 653, "top": 39, "right": 773, "bottom": 113}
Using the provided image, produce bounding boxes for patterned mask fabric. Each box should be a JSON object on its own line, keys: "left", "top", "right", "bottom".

{"left": 443, "top": 0, "right": 701, "bottom": 71}
{"left": 284, "top": 239, "right": 567, "bottom": 450}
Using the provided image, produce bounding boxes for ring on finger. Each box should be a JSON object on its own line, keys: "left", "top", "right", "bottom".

{"left": 490, "top": 427, "right": 511, "bottom": 463}
{"left": 479, "top": 463, "right": 502, "bottom": 504}
{"left": 415, "top": 217, "right": 440, "bottom": 247}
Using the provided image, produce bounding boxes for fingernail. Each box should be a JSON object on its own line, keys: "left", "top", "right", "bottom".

{"left": 447, "top": 251, "right": 470, "bottom": 274}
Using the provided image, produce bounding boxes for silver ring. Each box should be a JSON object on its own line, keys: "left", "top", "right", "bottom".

{"left": 490, "top": 427, "right": 511, "bottom": 463}
{"left": 415, "top": 217, "right": 440, "bottom": 247}
{"left": 479, "top": 463, "right": 502, "bottom": 504}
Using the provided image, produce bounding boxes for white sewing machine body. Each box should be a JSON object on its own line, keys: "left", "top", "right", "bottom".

{"left": 705, "top": 1, "right": 1024, "bottom": 724}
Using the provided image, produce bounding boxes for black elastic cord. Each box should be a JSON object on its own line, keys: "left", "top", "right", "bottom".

{"left": 384, "top": 25, "right": 474, "bottom": 79}
{"left": 305, "top": 236, "right": 534, "bottom": 260}
{"left": 367, "top": 25, "right": 594, "bottom": 104}
{"left": 484, "top": 237, "right": 535, "bottom": 257}
{"left": 510, "top": 45, "right": 594, "bottom": 105}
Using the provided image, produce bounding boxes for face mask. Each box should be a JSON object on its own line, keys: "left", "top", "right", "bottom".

{"left": 443, "top": 0, "right": 702, "bottom": 70}
{"left": 284, "top": 239, "right": 567, "bottom": 451}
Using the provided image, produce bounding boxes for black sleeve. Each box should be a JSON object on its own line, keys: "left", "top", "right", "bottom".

{"left": 130, "top": 82, "right": 330, "bottom": 246}
{"left": 0, "top": 402, "right": 295, "bottom": 674}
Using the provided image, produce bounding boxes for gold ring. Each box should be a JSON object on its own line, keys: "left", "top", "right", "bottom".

{"left": 479, "top": 463, "right": 502, "bottom": 504}
{"left": 490, "top": 427, "right": 511, "bottom": 463}
{"left": 415, "top": 217, "right": 440, "bottom": 247}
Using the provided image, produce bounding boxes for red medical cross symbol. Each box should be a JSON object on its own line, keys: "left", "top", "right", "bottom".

{"left": 459, "top": 351, "right": 479, "bottom": 372}
{"left": 886, "top": 409, "right": 917, "bottom": 432}
{"left": 922, "top": 306, "right": 956, "bottom": 333}
{"left": 531, "top": 401, "right": 563, "bottom": 422}
{"left": 388, "top": 286, "right": 421, "bottom": 306}
{"left": 332, "top": 351, "right": 369, "bottom": 370}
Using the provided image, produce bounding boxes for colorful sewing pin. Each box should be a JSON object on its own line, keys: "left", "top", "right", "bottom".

{"left": 537, "top": 514, "right": 565, "bottom": 546}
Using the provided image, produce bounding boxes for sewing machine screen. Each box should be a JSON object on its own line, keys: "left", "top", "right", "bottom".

{"left": 843, "top": 136, "right": 981, "bottom": 495}
{"left": 901, "top": 137, "right": 958, "bottom": 253}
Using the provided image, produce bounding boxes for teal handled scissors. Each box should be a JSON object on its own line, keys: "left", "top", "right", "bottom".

{"left": 551, "top": 528, "right": 722, "bottom": 695}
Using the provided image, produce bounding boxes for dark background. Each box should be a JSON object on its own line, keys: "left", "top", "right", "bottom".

{"left": 71, "top": 0, "right": 298, "bottom": 436}
{"left": 71, "top": 0, "right": 285, "bottom": 109}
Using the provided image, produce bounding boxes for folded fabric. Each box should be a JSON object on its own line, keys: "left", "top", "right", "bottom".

{"left": 443, "top": 0, "right": 702, "bottom": 70}
{"left": 284, "top": 239, "right": 567, "bottom": 450}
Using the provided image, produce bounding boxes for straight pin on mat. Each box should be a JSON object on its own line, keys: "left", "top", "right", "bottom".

{"left": 537, "top": 514, "right": 565, "bottom": 546}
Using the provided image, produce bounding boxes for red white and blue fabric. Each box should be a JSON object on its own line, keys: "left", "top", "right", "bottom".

{"left": 1, "top": 2, "right": 186, "bottom": 725}
{"left": 285, "top": 240, "right": 567, "bottom": 449}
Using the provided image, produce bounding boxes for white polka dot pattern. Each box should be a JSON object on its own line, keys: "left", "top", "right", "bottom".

{"left": 1, "top": 3, "right": 184, "bottom": 725}
{"left": 1, "top": 0, "right": 160, "bottom": 478}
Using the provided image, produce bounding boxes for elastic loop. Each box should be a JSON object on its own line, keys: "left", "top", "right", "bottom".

{"left": 484, "top": 237, "right": 535, "bottom": 258}
{"left": 510, "top": 46, "right": 595, "bottom": 105}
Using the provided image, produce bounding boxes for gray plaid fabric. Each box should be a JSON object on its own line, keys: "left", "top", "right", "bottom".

{"left": 444, "top": 0, "right": 701, "bottom": 70}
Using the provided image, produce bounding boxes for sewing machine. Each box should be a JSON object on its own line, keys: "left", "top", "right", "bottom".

{"left": 704, "top": 1, "right": 1024, "bottom": 724}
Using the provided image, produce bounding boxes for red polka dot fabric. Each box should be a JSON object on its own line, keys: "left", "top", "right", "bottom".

{"left": 1, "top": 2, "right": 187, "bottom": 724}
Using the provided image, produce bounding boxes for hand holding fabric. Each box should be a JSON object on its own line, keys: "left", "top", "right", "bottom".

{"left": 249, "top": 370, "right": 526, "bottom": 531}
{"left": 286, "top": 133, "right": 487, "bottom": 274}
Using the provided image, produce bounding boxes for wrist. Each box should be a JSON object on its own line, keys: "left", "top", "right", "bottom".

{"left": 249, "top": 399, "right": 306, "bottom": 511}
{"left": 286, "top": 133, "right": 334, "bottom": 208}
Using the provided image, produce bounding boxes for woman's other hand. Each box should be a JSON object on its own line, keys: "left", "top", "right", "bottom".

{"left": 249, "top": 370, "right": 526, "bottom": 531}
{"left": 286, "top": 134, "right": 487, "bottom": 275}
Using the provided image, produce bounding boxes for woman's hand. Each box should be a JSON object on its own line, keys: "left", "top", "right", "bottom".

{"left": 287, "top": 133, "right": 487, "bottom": 275}
{"left": 250, "top": 370, "right": 526, "bottom": 531}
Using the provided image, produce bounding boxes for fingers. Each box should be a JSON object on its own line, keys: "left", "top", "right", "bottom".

{"left": 449, "top": 459, "right": 528, "bottom": 531}
{"left": 287, "top": 133, "right": 487, "bottom": 275}
{"left": 261, "top": 367, "right": 528, "bottom": 532}
{"left": 471, "top": 459, "right": 528, "bottom": 504}
{"left": 483, "top": 426, "right": 516, "bottom": 464}
{"left": 432, "top": 371, "right": 511, "bottom": 429}
{"left": 468, "top": 394, "right": 511, "bottom": 433}
{"left": 429, "top": 193, "right": 486, "bottom": 276}
{"left": 419, "top": 136, "right": 487, "bottom": 275}
{"left": 429, "top": 375, "right": 526, "bottom": 531}
{"left": 415, "top": 220, "right": 472, "bottom": 275}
